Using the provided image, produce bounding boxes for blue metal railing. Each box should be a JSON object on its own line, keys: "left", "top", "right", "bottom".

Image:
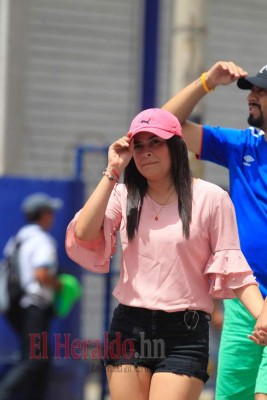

{"left": 141, "top": 0, "right": 160, "bottom": 109}
{"left": 75, "top": 144, "right": 109, "bottom": 181}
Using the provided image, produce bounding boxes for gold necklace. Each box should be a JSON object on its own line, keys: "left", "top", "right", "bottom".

{"left": 149, "top": 190, "right": 175, "bottom": 221}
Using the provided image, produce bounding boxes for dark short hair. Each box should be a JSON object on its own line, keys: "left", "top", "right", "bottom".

{"left": 24, "top": 207, "right": 54, "bottom": 223}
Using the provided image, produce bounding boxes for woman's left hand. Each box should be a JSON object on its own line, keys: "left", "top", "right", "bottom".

{"left": 248, "top": 329, "right": 267, "bottom": 346}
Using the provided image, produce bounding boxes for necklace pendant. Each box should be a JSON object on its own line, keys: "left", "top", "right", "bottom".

{"left": 155, "top": 216, "right": 159, "bottom": 221}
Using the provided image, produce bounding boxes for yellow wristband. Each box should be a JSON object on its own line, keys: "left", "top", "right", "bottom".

{"left": 201, "top": 72, "right": 215, "bottom": 93}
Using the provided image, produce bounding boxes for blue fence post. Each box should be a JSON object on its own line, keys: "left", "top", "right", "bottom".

{"left": 75, "top": 145, "right": 109, "bottom": 181}
{"left": 75, "top": 144, "right": 112, "bottom": 400}
{"left": 100, "top": 258, "right": 113, "bottom": 400}
{"left": 141, "top": 0, "right": 160, "bottom": 109}
{"left": 0, "top": 177, "right": 85, "bottom": 400}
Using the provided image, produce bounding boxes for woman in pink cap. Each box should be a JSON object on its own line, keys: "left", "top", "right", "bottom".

{"left": 66, "top": 108, "right": 264, "bottom": 400}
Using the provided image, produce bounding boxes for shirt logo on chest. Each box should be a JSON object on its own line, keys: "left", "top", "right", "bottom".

{"left": 243, "top": 155, "right": 254, "bottom": 167}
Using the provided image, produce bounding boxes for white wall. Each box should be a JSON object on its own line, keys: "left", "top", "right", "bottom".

{"left": 0, "top": 0, "right": 30, "bottom": 175}
{"left": 2, "top": 0, "right": 143, "bottom": 178}
{"left": 203, "top": 0, "right": 267, "bottom": 187}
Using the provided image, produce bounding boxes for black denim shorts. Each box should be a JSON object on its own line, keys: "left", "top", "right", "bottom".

{"left": 103, "top": 304, "right": 211, "bottom": 383}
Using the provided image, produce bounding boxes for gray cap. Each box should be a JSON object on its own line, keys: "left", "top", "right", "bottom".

{"left": 21, "top": 192, "right": 63, "bottom": 214}
{"left": 237, "top": 64, "right": 267, "bottom": 90}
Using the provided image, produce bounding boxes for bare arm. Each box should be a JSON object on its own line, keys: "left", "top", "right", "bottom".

{"left": 248, "top": 299, "right": 267, "bottom": 345}
{"left": 162, "top": 61, "right": 248, "bottom": 154}
{"left": 233, "top": 284, "right": 264, "bottom": 320}
{"left": 255, "top": 299, "right": 267, "bottom": 331}
{"left": 74, "top": 134, "right": 134, "bottom": 242}
{"left": 232, "top": 286, "right": 267, "bottom": 346}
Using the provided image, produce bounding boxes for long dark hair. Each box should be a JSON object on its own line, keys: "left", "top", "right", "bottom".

{"left": 123, "top": 136, "right": 192, "bottom": 240}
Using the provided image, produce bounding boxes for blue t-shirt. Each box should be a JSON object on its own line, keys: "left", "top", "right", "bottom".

{"left": 202, "top": 125, "right": 267, "bottom": 296}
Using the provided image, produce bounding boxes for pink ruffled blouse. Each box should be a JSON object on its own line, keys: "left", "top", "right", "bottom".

{"left": 66, "top": 179, "right": 257, "bottom": 314}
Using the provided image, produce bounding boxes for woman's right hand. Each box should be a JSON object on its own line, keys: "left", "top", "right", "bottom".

{"left": 107, "top": 133, "right": 134, "bottom": 174}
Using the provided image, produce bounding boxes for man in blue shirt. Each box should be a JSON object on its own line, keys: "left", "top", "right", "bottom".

{"left": 163, "top": 61, "right": 267, "bottom": 400}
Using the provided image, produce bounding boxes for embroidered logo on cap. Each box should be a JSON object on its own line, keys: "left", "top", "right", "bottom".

{"left": 259, "top": 65, "right": 267, "bottom": 74}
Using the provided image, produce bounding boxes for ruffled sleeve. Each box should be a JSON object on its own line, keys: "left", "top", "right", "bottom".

{"left": 205, "top": 249, "right": 257, "bottom": 298}
{"left": 204, "top": 191, "right": 257, "bottom": 298}
{"left": 65, "top": 185, "right": 123, "bottom": 273}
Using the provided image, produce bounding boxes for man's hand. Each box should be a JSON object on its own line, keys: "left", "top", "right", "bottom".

{"left": 35, "top": 267, "right": 62, "bottom": 291}
{"left": 206, "top": 61, "right": 248, "bottom": 89}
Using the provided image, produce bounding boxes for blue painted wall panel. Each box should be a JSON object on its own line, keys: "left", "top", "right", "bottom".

{"left": 0, "top": 176, "right": 86, "bottom": 399}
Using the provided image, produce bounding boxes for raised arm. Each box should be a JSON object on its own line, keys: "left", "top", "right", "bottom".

{"left": 162, "top": 61, "right": 248, "bottom": 154}
{"left": 74, "top": 134, "right": 133, "bottom": 242}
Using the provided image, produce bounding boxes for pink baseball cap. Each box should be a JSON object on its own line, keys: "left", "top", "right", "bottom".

{"left": 129, "top": 108, "right": 183, "bottom": 139}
